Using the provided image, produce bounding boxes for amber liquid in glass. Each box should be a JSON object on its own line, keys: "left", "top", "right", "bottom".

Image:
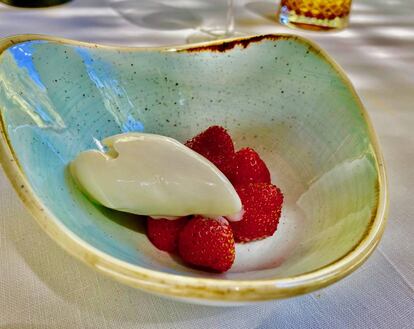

{"left": 278, "top": 0, "right": 352, "bottom": 31}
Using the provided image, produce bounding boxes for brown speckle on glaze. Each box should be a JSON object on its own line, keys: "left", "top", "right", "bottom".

{"left": 180, "top": 35, "right": 291, "bottom": 53}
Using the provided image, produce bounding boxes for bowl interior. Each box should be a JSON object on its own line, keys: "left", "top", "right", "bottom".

{"left": 0, "top": 37, "right": 379, "bottom": 280}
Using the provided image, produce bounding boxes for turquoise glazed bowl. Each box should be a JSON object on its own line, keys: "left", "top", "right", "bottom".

{"left": 0, "top": 34, "right": 387, "bottom": 305}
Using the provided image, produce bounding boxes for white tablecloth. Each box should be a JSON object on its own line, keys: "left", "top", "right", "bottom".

{"left": 0, "top": 0, "right": 413, "bottom": 328}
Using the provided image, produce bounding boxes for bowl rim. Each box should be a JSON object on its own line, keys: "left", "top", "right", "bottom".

{"left": 0, "top": 33, "right": 388, "bottom": 302}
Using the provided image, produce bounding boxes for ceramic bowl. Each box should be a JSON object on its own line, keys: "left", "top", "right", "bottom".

{"left": 0, "top": 34, "right": 388, "bottom": 305}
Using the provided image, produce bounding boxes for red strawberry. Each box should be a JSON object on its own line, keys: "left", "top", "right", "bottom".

{"left": 178, "top": 216, "right": 235, "bottom": 272}
{"left": 185, "top": 125, "right": 235, "bottom": 175}
{"left": 231, "top": 183, "right": 283, "bottom": 243}
{"left": 147, "top": 217, "right": 189, "bottom": 253}
{"left": 227, "top": 148, "right": 271, "bottom": 185}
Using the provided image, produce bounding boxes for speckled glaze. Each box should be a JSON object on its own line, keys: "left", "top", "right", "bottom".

{"left": 0, "top": 34, "right": 388, "bottom": 305}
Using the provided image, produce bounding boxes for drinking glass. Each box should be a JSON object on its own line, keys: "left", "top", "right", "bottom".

{"left": 0, "top": 0, "right": 71, "bottom": 6}
{"left": 278, "top": 0, "right": 352, "bottom": 31}
{"left": 187, "top": 0, "right": 239, "bottom": 43}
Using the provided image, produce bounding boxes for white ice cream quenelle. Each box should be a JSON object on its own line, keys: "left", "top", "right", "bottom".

{"left": 70, "top": 132, "right": 242, "bottom": 218}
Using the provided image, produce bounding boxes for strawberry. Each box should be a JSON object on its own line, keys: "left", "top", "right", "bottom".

{"left": 227, "top": 148, "right": 271, "bottom": 185}
{"left": 185, "top": 125, "right": 235, "bottom": 175}
{"left": 231, "top": 183, "right": 283, "bottom": 243}
{"left": 147, "top": 216, "right": 189, "bottom": 253}
{"left": 178, "top": 216, "right": 235, "bottom": 272}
